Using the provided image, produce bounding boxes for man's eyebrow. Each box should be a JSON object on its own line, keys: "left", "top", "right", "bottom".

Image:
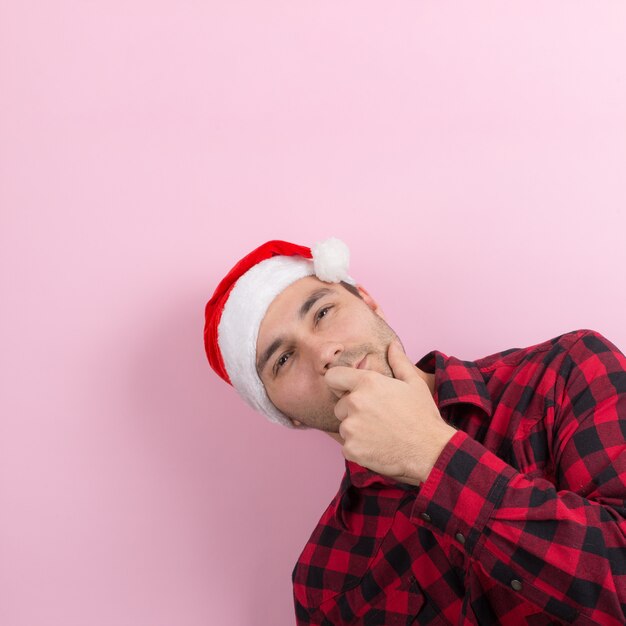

{"left": 256, "top": 287, "right": 334, "bottom": 375}
{"left": 298, "top": 287, "right": 333, "bottom": 320}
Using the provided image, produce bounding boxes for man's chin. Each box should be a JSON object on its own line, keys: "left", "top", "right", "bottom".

{"left": 364, "top": 358, "right": 394, "bottom": 379}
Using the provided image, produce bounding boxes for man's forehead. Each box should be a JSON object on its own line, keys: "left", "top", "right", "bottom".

{"left": 266, "top": 275, "right": 336, "bottom": 314}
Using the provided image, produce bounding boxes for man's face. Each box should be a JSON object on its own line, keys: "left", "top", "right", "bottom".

{"left": 255, "top": 275, "right": 400, "bottom": 433}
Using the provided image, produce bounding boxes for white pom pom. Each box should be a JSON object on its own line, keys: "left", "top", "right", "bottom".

{"left": 311, "top": 237, "right": 351, "bottom": 283}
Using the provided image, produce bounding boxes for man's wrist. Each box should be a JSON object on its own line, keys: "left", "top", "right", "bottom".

{"left": 405, "top": 425, "right": 457, "bottom": 485}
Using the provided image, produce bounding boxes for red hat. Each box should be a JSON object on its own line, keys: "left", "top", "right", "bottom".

{"left": 203, "top": 237, "right": 355, "bottom": 427}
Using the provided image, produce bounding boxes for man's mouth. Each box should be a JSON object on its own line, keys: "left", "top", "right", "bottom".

{"left": 356, "top": 355, "right": 368, "bottom": 369}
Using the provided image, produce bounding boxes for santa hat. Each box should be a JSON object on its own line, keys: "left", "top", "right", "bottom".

{"left": 203, "top": 237, "right": 356, "bottom": 428}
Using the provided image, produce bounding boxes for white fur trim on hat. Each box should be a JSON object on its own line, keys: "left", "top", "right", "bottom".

{"left": 218, "top": 238, "right": 356, "bottom": 428}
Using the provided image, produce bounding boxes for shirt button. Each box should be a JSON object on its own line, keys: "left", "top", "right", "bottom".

{"left": 455, "top": 532, "right": 466, "bottom": 544}
{"left": 421, "top": 512, "right": 431, "bottom": 522}
{"left": 510, "top": 579, "right": 523, "bottom": 591}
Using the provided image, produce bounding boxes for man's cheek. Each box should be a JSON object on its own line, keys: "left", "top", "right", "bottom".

{"left": 281, "top": 376, "right": 312, "bottom": 404}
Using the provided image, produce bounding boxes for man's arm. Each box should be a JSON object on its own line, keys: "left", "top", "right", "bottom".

{"left": 410, "top": 329, "right": 626, "bottom": 625}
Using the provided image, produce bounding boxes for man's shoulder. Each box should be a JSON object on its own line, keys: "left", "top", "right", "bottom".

{"left": 472, "top": 327, "right": 622, "bottom": 372}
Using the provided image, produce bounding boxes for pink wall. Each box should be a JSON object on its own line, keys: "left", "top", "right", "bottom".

{"left": 2, "top": 3, "right": 626, "bottom": 625}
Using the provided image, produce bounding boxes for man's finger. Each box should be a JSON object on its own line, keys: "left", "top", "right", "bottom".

{"left": 387, "top": 340, "right": 419, "bottom": 383}
{"left": 324, "top": 365, "right": 364, "bottom": 395}
{"left": 334, "top": 396, "right": 349, "bottom": 420}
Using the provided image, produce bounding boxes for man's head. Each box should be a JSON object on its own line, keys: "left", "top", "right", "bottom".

{"left": 256, "top": 275, "right": 399, "bottom": 432}
{"left": 203, "top": 237, "right": 401, "bottom": 432}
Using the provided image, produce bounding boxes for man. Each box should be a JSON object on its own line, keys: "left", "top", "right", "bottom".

{"left": 204, "top": 237, "right": 626, "bottom": 625}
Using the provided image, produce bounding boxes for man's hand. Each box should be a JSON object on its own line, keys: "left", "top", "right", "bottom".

{"left": 324, "top": 340, "right": 457, "bottom": 486}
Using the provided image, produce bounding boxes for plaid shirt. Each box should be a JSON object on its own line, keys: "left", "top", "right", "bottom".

{"left": 292, "top": 328, "right": 626, "bottom": 625}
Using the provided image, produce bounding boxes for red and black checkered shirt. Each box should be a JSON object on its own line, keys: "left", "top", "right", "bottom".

{"left": 292, "top": 328, "right": 626, "bottom": 625}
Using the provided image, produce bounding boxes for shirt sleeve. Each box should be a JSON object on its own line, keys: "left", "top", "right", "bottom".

{"left": 409, "top": 329, "right": 626, "bottom": 626}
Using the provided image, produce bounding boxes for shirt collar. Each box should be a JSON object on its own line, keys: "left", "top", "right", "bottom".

{"left": 344, "top": 349, "right": 493, "bottom": 489}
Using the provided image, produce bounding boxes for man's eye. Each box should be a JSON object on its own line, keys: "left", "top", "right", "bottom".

{"left": 274, "top": 352, "right": 292, "bottom": 375}
{"left": 273, "top": 307, "right": 333, "bottom": 375}
{"left": 315, "top": 306, "right": 332, "bottom": 325}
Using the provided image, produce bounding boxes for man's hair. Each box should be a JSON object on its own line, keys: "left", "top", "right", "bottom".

{"left": 340, "top": 280, "right": 363, "bottom": 300}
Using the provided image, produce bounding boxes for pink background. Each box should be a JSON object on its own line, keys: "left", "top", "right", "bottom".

{"left": 2, "top": 3, "right": 626, "bottom": 625}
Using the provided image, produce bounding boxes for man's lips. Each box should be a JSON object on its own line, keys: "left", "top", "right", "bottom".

{"left": 356, "top": 355, "right": 368, "bottom": 369}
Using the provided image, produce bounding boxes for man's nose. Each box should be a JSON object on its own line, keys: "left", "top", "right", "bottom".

{"left": 316, "top": 341, "right": 344, "bottom": 372}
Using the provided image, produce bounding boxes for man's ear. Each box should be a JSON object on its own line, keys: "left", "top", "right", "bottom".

{"left": 355, "top": 284, "right": 386, "bottom": 320}
{"left": 291, "top": 418, "right": 311, "bottom": 430}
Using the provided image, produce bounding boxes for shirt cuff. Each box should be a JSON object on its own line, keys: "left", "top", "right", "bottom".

{"left": 409, "top": 429, "right": 517, "bottom": 556}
